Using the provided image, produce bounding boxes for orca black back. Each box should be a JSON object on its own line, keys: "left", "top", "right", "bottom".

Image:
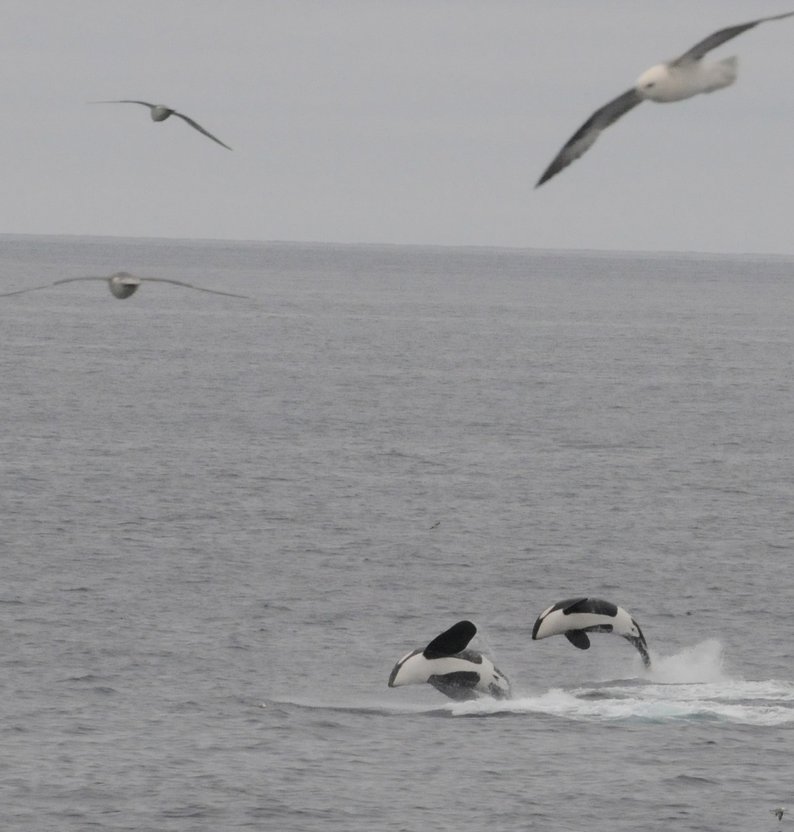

{"left": 559, "top": 598, "right": 619, "bottom": 617}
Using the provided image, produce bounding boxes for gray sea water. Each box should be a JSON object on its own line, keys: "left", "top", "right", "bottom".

{"left": 1, "top": 234, "right": 792, "bottom": 832}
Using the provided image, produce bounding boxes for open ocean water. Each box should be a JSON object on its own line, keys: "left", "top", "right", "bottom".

{"left": 1, "top": 234, "right": 792, "bottom": 831}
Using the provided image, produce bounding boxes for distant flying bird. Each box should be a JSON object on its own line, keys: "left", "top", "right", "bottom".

{"left": 536, "top": 11, "right": 794, "bottom": 187}
{"left": 771, "top": 807, "right": 786, "bottom": 822}
{"left": 0, "top": 272, "right": 248, "bottom": 300}
{"left": 93, "top": 100, "right": 232, "bottom": 150}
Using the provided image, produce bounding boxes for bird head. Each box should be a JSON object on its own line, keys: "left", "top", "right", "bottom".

{"left": 635, "top": 63, "right": 668, "bottom": 97}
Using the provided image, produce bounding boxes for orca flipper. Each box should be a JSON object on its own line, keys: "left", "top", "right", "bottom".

{"left": 565, "top": 630, "right": 591, "bottom": 650}
{"left": 424, "top": 621, "right": 477, "bottom": 659}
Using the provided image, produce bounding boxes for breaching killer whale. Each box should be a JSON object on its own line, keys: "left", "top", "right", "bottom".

{"left": 532, "top": 597, "right": 651, "bottom": 668}
{"left": 388, "top": 620, "right": 512, "bottom": 701}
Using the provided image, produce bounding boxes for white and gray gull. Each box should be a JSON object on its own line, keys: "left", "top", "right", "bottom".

{"left": 0, "top": 272, "right": 248, "bottom": 300}
{"left": 536, "top": 11, "right": 794, "bottom": 187}
{"left": 93, "top": 100, "right": 232, "bottom": 150}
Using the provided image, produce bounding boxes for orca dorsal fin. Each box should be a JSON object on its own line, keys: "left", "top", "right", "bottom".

{"left": 565, "top": 630, "right": 591, "bottom": 650}
{"left": 424, "top": 620, "right": 477, "bottom": 658}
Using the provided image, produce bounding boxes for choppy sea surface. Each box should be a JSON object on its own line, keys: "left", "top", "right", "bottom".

{"left": 1, "top": 234, "right": 792, "bottom": 831}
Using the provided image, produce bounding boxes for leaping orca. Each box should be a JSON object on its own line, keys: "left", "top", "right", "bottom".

{"left": 531, "top": 597, "right": 651, "bottom": 668}
{"left": 388, "top": 620, "right": 512, "bottom": 701}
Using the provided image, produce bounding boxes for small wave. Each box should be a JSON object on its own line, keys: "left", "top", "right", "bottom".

{"left": 260, "top": 697, "right": 446, "bottom": 718}
{"left": 58, "top": 674, "right": 108, "bottom": 684}
{"left": 663, "top": 774, "right": 720, "bottom": 786}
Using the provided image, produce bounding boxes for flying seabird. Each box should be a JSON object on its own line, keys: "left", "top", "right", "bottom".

{"left": 0, "top": 272, "right": 249, "bottom": 300}
{"left": 536, "top": 11, "right": 794, "bottom": 187}
{"left": 93, "top": 100, "right": 232, "bottom": 150}
{"left": 771, "top": 808, "right": 786, "bottom": 822}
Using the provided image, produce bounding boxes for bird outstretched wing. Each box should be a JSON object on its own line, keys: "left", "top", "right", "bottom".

{"left": 172, "top": 112, "right": 233, "bottom": 150}
{"left": 671, "top": 11, "right": 794, "bottom": 66}
{"left": 0, "top": 276, "right": 106, "bottom": 297}
{"left": 91, "top": 99, "right": 157, "bottom": 107}
{"left": 536, "top": 88, "right": 643, "bottom": 187}
{"left": 142, "top": 278, "right": 248, "bottom": 298}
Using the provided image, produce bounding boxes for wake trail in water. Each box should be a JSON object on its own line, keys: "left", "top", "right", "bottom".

{"left": 263, "top": 642, "right": 794, "bottom": 725}
{"left": 449, "top": 640, "right": 794, "bottom": 724}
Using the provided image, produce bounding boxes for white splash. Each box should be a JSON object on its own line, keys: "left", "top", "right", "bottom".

{"left": 644, "top": 637, "right": 727, "bottom": 684}
{"left": 446, "top": 641, "right": 794, "bottom": 725}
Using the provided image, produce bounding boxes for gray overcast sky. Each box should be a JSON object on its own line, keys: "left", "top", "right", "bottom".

{"left": 4, "top": 0, "right": 794, "bottom": 254}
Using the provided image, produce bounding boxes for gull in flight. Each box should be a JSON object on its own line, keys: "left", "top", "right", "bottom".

{"left": 93, "top": 100, "right": 232, "bottom": 150}
{"left": 0, "top": 272, "right": 249, "bottom": 300}
{"left": 536, "top": 12, "right": 794, "bottom": 187}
